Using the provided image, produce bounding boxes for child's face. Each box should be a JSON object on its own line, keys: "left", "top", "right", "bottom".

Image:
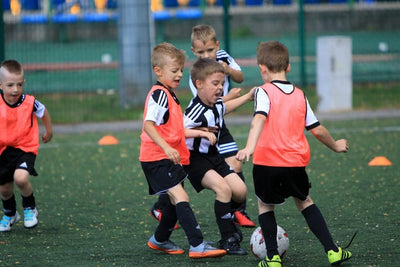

{"left": 191, "top": 39, "right": 220, "bottom": 60}
{"left": 154, "top": 57, "right": 184, "bottom": 90}
{"left": 195, "top": 71, "right": 225, "bottom": 107}
{"left": 0, "top": 70, "right": 25, "bottom": 105}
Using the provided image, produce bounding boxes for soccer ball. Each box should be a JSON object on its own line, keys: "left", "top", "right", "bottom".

{"left": 250, "top": 225, "right": 289, "bottom": 260}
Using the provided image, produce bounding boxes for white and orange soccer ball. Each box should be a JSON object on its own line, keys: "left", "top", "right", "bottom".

{"left": 250, "top": 225, "right": 289, "bottom": 260}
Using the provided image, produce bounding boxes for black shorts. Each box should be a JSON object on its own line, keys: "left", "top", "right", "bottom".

{"left": 0, "top": 147, "right": 38, "bottom": 185}
{"left": 253, "top": 165, "right": 311, "bottom": 205}
{"left": 141, "top": 159, "right": 187, "bottom": 195}
{"left": 218, "top": 122, "right": 238, "bottom": 158}
{"left": 184, "top": 152, "right": 234, "bottom": 192}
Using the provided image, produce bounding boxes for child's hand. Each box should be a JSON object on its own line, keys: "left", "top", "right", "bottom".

{"left": 236, "top": 148, "right": 252, "bottom": 163}
{"left": 247, "top": 87, "right": 257, "bottom": 101}
{"left": 164, "top": 147, "right": 181, "bottom": 164}
{"left": 203, "top": 132, "right": 217, "bottom": 145}
{"left": 41, "top": 132, "right": 53, "bottom": 143}
{"left": 334, "top": 139, "right": 349, "bottom": 153}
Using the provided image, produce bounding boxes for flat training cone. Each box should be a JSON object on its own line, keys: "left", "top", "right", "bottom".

{"left": 98, "top": 135, "right": 119, "bottom": 145}
{"left": 368, "top": 156, "right": 392, "bottom": 166}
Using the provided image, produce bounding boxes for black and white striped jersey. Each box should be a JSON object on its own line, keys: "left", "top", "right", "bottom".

{"left": 184, "top": 96, "right": 225, "bottom": 155}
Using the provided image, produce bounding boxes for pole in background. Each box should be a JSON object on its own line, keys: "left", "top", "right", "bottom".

{"left": 118, "top": 1, "right": 153, "bottom": 108}
{"left": 0, "top": 2, "right": 4, "bottom": 62}
{"left": 222, "top": 0, "right": 230, "bottom": 53}
{"left": 298, "top": 0, "right": 306, "bottom": 87}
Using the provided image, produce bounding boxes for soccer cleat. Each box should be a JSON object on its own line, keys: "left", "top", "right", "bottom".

{"left": 233, "top": 210, "right": 256, "bottom": 228}
{"left": 258, "top": 255, "right": 282, "bottom": 267}
{"left": 147, "top": 235, "right": 184, "bottom": 255}
{"left": 150, "top": 207, "right": 179, "bottom": 230}
{"left": 0, "top": 212, "right": 21, "bottom": 232}
{"left": 218, "top": 235, "right": 247, "bottom": 255}
{"left": 327, "top": 247, "right": 352, "bottom": 265}
{"left": 189, "top": 241, "right": 227, "bottom": 259}
{"left": 23, "top": 208, "right": 38, "bottom": 229}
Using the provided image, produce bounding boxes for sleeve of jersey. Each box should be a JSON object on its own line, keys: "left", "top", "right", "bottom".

{"left": 183, "top": 102, "right": 204, "bottom": 129}
{"left": 144, "top": 89, "right": 168, "bottom": 126}
{"left": 253, "top": 87, "right": 269, "bottom": 117}
{"left": 305, "top": 98, "right": 320, "bottom": 130}
{"left": 33, "top": 99, "right": 46, "bottom": 118}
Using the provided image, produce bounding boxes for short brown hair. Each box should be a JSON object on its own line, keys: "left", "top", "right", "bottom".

{"left": 191, "top": 58, "right": 225, "bottom": 86}
{"left": 0, "top": 60, "right": 23, "bottom": 81}
{"left": 257, "top": 41, "right": 289, "bottom": 73}
{"left": 151, "top": 42, "right": 186, "bottom": 68}
{"left": 191, "top": 25, "right": 217, "bottom": 46}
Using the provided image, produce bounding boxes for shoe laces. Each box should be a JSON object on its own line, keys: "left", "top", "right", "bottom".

{"left": 0, "top": 216, "right": 11, "bottom": 226}
{"left": 343, "top": 231, "right": 358, "bottom": 249}
{"left": 24, "top": 209, "right": 35, "bottom": 221}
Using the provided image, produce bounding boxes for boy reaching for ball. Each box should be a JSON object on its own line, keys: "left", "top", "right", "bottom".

{"left": 236, "top": 41, "right": 354, "bottom": 267}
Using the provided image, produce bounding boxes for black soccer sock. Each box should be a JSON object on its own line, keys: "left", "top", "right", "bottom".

{"left": 302, "top": 204, "right": 338, "bottom": 252}
{"left": 215, "top": 200, "right": 235, "bottom": 240}
{"left": 176, "top": 202, "right": 203, "bottom": 247}
{"left": 2, "top": 194, "right": 17, "bottom": 216}
{"left": 154, "top": 202, "right": 177, "bottom": 242}
{"left": 259, "top": 211, "right": 279, "bottom": 259}
{"left": 21, "top": 193, "right": 36, "bottom": 209}
{"left": 155, "top": 193, "right": 170, "bottom": 211}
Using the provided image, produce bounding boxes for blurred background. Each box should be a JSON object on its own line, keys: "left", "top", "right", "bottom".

{"left": 1, "top": 0, "right": 399, "bottom": 123}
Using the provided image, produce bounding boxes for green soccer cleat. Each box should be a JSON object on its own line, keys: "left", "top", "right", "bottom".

{"left": 327, "top": 247, "right": 352, "bottom": 265}
{"left": 258, "top": 255, "right": 281, "bottom": 267}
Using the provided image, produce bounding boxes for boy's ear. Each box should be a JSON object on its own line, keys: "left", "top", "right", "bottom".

{"left": 258, "top": 64, "right": 267, "bottom": 74}
{"left": 195, "top": 79, "right": 202, "bottom": 89}
{"left": 286, "top": 63, "right": 291, "bottom": 73}
{"left": 216, "top": 40, "right": 220, "bottom": 50}
{"left": 153, "top": 66, "right": 161, "bottom": 76}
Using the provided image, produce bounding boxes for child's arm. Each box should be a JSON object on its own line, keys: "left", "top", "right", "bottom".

{"left": 236, "top": 114, "right": 265, "bottom": 162}
{"left": 224, "top": 87, "right": 256, "bottom": 114}
{"left": 143, "top": 120, "right": 181, "bottom": 164}
{"left": 41, "top": 108, "right": 53, "bottom": 143}
{"left": 310, "top": 125, "right": 349, "bottom": 153}
{"left": 184, "top": 128, "right": 217, "bottom": 145}
{"left": 219, "top": 61, "right": 244, "bottom": 83}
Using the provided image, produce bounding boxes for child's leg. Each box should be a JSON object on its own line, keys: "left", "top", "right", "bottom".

{"left": 167, "top": 184, "right": 203, "bottom": 247}
{"left": 295, "top": 196, "right": 337, "bottom": 252}
{"left": 14, "top": 169, "right": 35, "bottom": 209}
{"left": 0, "top": 182, "right": 16, "bottom": 216}
{"left": 223, "top": 159, "right": 255, "bottom": 227}
{"left": 258, "top": 200, "right": 279, "bottom": 259}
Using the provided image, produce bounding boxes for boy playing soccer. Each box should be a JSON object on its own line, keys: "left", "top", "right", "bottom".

{"left": 184, "top": 58, "right": 255, "bottom": 255}
{"left": 236, "top": 41, "right": 353, "bottom": 266}
{"left": 0, "top": 59, "right": 53, "bottom": 231}
{"left": 150, "top": 24, "right": 255, "bottom": 229}
{"left": 140, "top": 43, "right": 226, "bottom": 259}
{"left": 189, "top": 24, "right": 254, "bottom": 228}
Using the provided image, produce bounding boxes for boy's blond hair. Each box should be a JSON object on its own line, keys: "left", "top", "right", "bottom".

{"left": 257, "top": 41, "right": 289, "bottom": 73}
{"left": 191, "top": 25, "right": 217, "bottom": 46}
{"left": 151, "top": 42, "right": 186, "bottom": 68}
{"left": 190, "top": 58, "right": 225, "bottom": 87}
{"left": 0, "top": 60, "right": 23, "bottom": 81}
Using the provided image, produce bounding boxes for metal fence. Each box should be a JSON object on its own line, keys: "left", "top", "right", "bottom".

{"left": 2, "top": 0, "right": 399, "bottom": 123}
